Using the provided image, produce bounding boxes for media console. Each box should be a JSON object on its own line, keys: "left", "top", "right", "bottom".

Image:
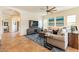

{"left": 27, "top": 28, "right": 41, "bottom": 35}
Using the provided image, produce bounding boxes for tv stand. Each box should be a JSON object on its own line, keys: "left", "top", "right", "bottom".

{"left": 27, "top": 27, "right": 41, "bottom": 35}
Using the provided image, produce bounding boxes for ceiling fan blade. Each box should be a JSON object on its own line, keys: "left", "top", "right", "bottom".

{"left": 46, "top": 6, "right": 50, "bottom": 12}
{"left": 52, "top": 10, "right": 56, "bottom": 11}
{"left": 47, "top": 12, "right": 48, "bottom": 14}
{"left": 48, "top": 6, "right": 56, "bottom": 11}
{"left": 50, "top": 10, "right": 57, "bottom": 14}
{"left": 49, "top": 11, "right": 53, "bottom": 13}
{"left": 46, "top": 6, "right": 48, "bottom": 10}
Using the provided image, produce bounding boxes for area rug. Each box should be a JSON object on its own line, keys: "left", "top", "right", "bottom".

{"left": 26, "top": 34, "right": 64, "bottom": 52}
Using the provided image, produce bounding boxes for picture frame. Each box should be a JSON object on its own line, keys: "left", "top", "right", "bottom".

{"left": 48, "top": 18, "right": 55, "bottom": 26}
{"left": 56, "top": 16, "right": 64, "bottom": 26}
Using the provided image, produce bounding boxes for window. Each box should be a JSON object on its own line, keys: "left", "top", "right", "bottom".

{"left": 67, "top": 15, "right": 76, "bottom": 26}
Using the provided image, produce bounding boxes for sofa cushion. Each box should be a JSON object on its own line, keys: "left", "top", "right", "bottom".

{"left": 52, "top": 34, "right": 64, "bottom": 42}
{"left": 57, "top": 29, "right": 65, "bottom": 35}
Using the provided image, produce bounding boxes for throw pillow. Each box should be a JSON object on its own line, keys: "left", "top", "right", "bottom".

{"left": 53, "top": 29, "right": 59, "bottom": 34}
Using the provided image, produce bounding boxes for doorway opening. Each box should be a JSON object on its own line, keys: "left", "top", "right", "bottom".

{"left": 2, "top": 9, "right": 21, "bottom": 33}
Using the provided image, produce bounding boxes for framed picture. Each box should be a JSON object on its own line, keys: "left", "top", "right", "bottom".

{"left": 4, "top": 22, "right": 8, "bottom": 26}
{"left": 48, "top": 18, "right": 55, "bottom": 26}
{"left": 56, "top": 16, "right": 64, "bottom": 26}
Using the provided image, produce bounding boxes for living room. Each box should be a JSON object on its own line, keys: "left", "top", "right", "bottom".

{"left": 0, "top": 0, "right": 79, "bottom": 59}
{"left": 23, "top": 6, "right": 79, "bottom": 52}
{"left": 0, "top": 6, "right": 78, "bottom": 52}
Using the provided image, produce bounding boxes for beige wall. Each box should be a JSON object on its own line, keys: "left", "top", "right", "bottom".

{"left": 19, "top": 10, "right": 43, "bottom": 35}
{"left": 0, "top": 13, "right": 3, "bottom": 39}
{"left": 43, "top": 7, "right": 79, "bottom": 29}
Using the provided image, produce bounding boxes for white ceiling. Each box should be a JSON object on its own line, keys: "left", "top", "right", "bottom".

{"left": 13, "top": 6, "right": 77, "bottom": 13}
{"left": 0, "top": 6, "right": 77, "bottom": 17}
{"left": 2, "top": 9, "right": 20, "bottom": 16}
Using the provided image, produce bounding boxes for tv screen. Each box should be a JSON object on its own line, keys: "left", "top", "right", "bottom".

{"left": 32, "top": 21, "right": 38, "bottom": 27}
{"left": 29, "top": 20, "right": 38, "bottom": 27}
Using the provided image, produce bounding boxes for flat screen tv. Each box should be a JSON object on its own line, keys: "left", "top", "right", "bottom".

{"left": 29, "top": 20, "right": 38, "bottom": 28}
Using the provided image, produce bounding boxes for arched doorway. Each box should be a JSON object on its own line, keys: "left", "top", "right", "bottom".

{"left": 2, "top": 8, "right": 21, "bottom": 33}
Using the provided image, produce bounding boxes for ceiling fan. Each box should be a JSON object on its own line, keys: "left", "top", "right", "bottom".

{"left": 46, "top": 6, "right": 57, "bottom": 14}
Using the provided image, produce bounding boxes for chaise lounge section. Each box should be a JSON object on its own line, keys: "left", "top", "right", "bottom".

{"left": 47, "top": 34, "right": 66, "bottom": 50}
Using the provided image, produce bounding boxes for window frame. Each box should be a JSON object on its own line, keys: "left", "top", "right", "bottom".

{"left": 67, "top": 15, "right": 76, "bottom": 26}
